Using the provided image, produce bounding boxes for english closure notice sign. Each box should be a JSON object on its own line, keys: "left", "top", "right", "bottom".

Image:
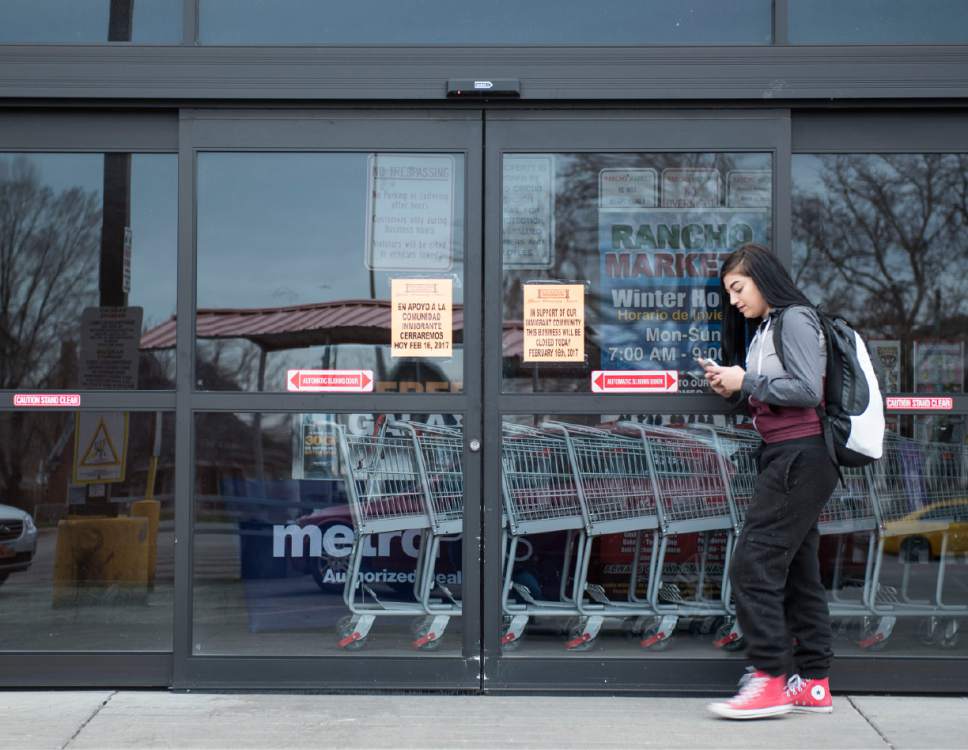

{"left": 522, "top": 283, "right": 585, "bottom": 363}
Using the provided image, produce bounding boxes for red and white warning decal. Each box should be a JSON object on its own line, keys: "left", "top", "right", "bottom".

{"left": 886, "top": 396, "right": 953, "bottom": 411}
{"left": 591, "top": 370, "right": 678, "bottom": 393}
{"left": 12, "top": 393, "right": 81, "bottom": 407}
{"left": 287, "top": 370, "right": 374, "bottom": 393}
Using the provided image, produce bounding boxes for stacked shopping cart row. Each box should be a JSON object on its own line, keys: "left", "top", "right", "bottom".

{"left": 501, "top": 422, "right": 968, "bottom": 651}
{"left": 501, "top": 421, "right": 745, "bottom": 650}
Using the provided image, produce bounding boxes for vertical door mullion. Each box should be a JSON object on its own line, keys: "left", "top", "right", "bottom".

{"left": 774, "top": 111, "right": 794, "bottom": 271}
{"left": 460, "top": 116, "right": 485, "bottom": 665}
{"left": 481, "top": 112, "right": 505, "bottom": 674}
{"left": 172, "top": 112, "right": 196, "bottom": 686}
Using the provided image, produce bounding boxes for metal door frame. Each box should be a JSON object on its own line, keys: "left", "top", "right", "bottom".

{"left": 481, "top": 108, "right": 968, "bottom": 693}
{"left": 173, "top": 109, "right": 484, "bottom": 689}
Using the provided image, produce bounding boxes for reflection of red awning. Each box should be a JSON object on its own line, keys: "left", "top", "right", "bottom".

{"left": 140, "top": 299, "right": 525, "bottom": 357}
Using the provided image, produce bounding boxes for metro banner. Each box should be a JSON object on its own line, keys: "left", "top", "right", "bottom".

{"left": 591, "top": 370, "right": 679, "bottom": 393}
{"left": 287, "top": 370, "right": 374, "bottom": 393}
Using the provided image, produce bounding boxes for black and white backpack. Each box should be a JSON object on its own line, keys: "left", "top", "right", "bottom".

{"left": 773, "top": 308, "right": 885, "bottom": 468}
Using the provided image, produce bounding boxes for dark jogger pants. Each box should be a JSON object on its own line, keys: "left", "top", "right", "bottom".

{"left": 729, "top": 435, "right": 840, "bottom": 679}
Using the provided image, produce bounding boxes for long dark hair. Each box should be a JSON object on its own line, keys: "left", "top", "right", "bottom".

{"left": 719, "top": 243, "right": 813, "bottom": 366}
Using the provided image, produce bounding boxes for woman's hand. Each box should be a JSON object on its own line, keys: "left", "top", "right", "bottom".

{"left": 705, "top": 364, "right": 745, "bottom": 397}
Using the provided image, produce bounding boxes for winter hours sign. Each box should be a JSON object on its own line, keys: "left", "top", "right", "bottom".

{"left": 523, "top": 284, "right": 585, "bottom": 363}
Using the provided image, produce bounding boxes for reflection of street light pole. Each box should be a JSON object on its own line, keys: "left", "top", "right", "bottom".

{"left": 77, "top": 152, "right": 131, "bottom": 518}
{"left": 107, "top": 0, "right": 134, "bottom": 42}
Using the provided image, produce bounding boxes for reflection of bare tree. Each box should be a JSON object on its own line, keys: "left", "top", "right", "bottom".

{"left": 793, "top": 155, "right": 968, "bottom": 390}
{"left": 504, "top": 153, "right": 744, "bottom": 320}
{"left": 0, "top": 158, "right": 101, "bottom": 503}
{"left": 196, "top": 339, "right": 265, "bottom": 391}
{"left": 0, "top": 157, "right": 100, "bottom": 389}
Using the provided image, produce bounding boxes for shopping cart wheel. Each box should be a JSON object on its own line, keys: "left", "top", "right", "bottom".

{"left": 640, "top": 627, "right": 671, "bottom": 651}
{"left": 918, "top": 617, "right": 941, "bottom": 646}
{"left": 939, "top": 619, "right": 960, "bottom": 649}
{"left": 858, "top": 618, "right": 889, "bottom": 651}
{"left": 413, "top": 614, "right": 450, "bottom": 651}
{"left": 336, "top": 615, "right": 369, "bottom": 651}
{"left": 501, "top": 615, "right": 528, "bottom": 651}
{"left": 414, "top": 633, "right": 444, "bottom": 651}
{"left": 713, "top": 621, "right": 745, "bottom": 652}
{"left": 410, "top": 615, "right": 436, "bottom": 637}
{"left": 565, "top": 623, "right": 597, "bottom": 651}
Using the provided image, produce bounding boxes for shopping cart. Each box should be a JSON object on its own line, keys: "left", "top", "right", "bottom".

{"left": 862, "top": 434, "right": 968, "bottom": 648}
{"left": 541, "top": 421, "right": 661, "bottom": 650}
{"left": 618, "top": 422, "right": 739, "bottom": 649}
{"left": 327, "top": 418, "right": 463, "bottom": 651}
{"left": 393, "top": 419, "right": 465, "bottom": 649}
{"left": 500, "top": 421, "right": 588, "bottom": 649}
{"left": 688, "top": 423, "right": 760, "bottom": 650}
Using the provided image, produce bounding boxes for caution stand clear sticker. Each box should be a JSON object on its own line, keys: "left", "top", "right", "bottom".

{"left": 523, "top": 284, "right": 585, "bottom": 363}
{"left": 391, "top": 278, "right": 453, "bottom": 358}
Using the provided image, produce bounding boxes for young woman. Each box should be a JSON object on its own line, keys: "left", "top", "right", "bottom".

{"left": 704, "top": 243, "right": 840, "bottom": 720}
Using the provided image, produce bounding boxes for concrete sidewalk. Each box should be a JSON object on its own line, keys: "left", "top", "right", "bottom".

{"left": 1, "top": 691, "right": 966, "bottom": 750}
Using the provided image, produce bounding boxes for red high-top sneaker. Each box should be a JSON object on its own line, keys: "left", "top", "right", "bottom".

{"left": 707, "top": 670, "right": 792, "bottom": 720}
{"left": 785, "top": 675, "right": 833, "bottom": 714}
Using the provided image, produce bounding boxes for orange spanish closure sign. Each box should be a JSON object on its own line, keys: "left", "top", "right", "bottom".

{"left": 391, "top": 278, "right": 453, "bottom": 358}
{"left": 522, "top": 284, "right": 585, "bottom": 363}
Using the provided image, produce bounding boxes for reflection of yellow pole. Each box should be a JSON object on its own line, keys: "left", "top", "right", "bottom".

{"left": 132, "top": 411, "right": 163, "bottom": 588}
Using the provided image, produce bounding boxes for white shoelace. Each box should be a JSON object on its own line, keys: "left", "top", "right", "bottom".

{"left": 784, "top": 674, "right": 805, "bottom": 698}
{"left": 731, "top": 673, "right": 769, "bottom": 704}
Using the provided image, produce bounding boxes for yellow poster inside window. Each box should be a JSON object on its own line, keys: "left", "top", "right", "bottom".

{"left": 391, "top": 278, "right": 453, "bottom": 358}
{"left": 523, "top": 284, "right": 585, "bottom": 362}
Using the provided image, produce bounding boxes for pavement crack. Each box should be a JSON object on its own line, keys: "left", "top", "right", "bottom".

{"left": 62, "top": 691, "right": 118, "bottom": 749}
{"left": 846, "top": 696, "right": 895, "bottom": 750}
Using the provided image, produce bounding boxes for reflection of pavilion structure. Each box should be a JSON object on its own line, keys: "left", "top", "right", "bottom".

{"left": 140, "top": 298, "right": 527, "bottom": 378}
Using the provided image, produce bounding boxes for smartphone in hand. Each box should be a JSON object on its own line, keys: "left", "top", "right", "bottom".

{"left": 695, "top": 357, "right": 719, "bottom": 370}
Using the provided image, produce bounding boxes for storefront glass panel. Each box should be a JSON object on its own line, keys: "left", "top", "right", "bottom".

{"left": 0, "top": 410, "right": 175, "bottom": 651}
{"left": 792, "top": 154, "right": 968, "bottom": 396}
{"left": 0, "top": 153, "right": 178, "bottom": 391}
{"left": 789, "top": 0, "right": 968, "bottom": 44}
{"left": 193, "top": 411, "right": 464, "bottom": 656}
{"left": 502, "top": 152, "right": 772, "bottom": 394}
{"left": 198, "top": 0, "right": 771, "bottom": 44}
{"left": 498, "top": 414, "right": 968, "bottom": 657}
{"left": 195, "top": 153, "right": 465, "bottom": 394}
{"left": 0, "top": 0, "right": 181, "bottom": 43}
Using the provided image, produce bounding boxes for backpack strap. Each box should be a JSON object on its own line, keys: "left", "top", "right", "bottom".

{"left": 771, "top": 306, "right": 845, "bottom": 486}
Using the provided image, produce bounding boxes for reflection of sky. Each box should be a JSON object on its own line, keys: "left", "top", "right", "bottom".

{"left": 0, "top": 153, "right": 178, "bottom": 329}
{"left": 0, "top": 0, "right": 180, "bottom": 43}
{"left": 196, "top": 153, "right": 465, "bottom": 310}
{"left": 790, "top": 0, "right": 968, "bottom": 43}
{"left": 199, "top": 0, "right": 771, "bottom": 43}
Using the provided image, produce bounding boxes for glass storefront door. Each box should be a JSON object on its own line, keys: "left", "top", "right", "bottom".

{"left": 176, "top": 110, "right": 483, "bottom": 688}
{"left": 6, "top": 107, "right": 964, "bottom": 691}
{"left": 482, "top": 111, "right": 792, "bottom": 689}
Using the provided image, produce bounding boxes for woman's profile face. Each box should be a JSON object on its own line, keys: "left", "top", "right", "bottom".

{"left": 722, "top": 270, "right": 770, "bottom": 319}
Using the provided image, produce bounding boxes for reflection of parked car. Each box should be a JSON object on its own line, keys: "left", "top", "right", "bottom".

{"left": 0, "top": 504, "right": 37, "bottom": 585}
{"left": 882, "top": 498, "right": 968, "bottom": 560}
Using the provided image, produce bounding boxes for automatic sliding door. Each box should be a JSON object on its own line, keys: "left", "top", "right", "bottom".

{"left": 177, "top": 110, "right": 482, "bottom": 689}
{"left": 484, "top": 111, "right": 789, "bottom": 690}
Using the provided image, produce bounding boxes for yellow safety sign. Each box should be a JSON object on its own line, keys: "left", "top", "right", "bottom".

{"left": 73, "top": 412, "right": 129, "bottom": 485}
